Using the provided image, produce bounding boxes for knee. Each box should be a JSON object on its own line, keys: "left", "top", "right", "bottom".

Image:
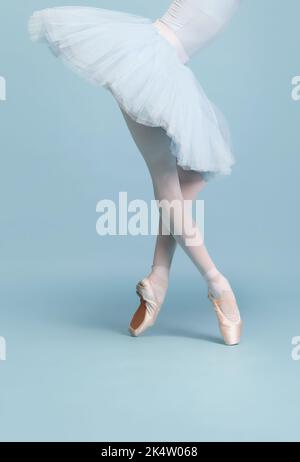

{"left": 179, "top": 170, "right": 206, "bottom": 199}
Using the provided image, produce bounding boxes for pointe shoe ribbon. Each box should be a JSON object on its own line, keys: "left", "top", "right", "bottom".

{"left": 129, "top": 278, "right": 161, "bottom": 337}
{"left": 136, "top": 278, "right": 159, "bottom": 316}
{"left": 208, "top": 291, "right": 242, "bottom": 346}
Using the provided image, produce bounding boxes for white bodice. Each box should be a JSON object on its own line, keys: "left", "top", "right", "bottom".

{"left": 159, "top": 0, "right": 241, "bottom": 58}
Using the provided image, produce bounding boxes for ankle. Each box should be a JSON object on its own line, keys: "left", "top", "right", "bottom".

{"left": 204, "top": 267, "right": 221, "bottom": 282}
{"left": 204, "top": 268, "right": 231, "bottom": 298}
{"left": 149, "top": 264, "right": 169, "bottom": 285}
{"left": 147, "top": 265, "right": 169, "bottom": 305}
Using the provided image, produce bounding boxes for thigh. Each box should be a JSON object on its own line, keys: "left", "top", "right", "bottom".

{"left": 120, "top": 108, "right": 177, "bottom": 173}
{"left": 177, "top": 166, "right": 207, "bottom": 199}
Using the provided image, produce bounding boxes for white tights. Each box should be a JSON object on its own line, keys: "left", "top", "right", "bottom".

{"left": 121, "top": 109, "right": 236, "bottom": 315}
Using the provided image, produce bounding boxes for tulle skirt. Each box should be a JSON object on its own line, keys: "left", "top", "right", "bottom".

{"left": 28, "top": 6, "right": 235, "bottom": 179}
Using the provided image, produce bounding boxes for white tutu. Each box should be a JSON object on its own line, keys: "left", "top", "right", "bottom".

{"left": 28, "top": 6, "right": 235, "bottom": 178}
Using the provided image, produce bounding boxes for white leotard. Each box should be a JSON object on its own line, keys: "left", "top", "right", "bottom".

{"left": 157, "top": 0, "right": 241, "bottom": 59}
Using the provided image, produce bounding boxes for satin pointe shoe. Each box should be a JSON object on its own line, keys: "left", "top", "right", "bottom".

{"left": 129, "top": 278, "right": 162, "bottom": 337}
{"left": 208, "top": 290, "right": 242, "bottom": 346}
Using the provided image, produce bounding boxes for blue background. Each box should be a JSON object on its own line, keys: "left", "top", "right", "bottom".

{"left": 0, "top": 0, "right": 299, "bottom": 442}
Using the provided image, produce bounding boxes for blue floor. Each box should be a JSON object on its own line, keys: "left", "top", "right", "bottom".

{"left": 1, "top": 260, "right": 299, "bottom": 442}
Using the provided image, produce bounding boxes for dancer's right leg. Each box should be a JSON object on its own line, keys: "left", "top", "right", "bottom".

{"left": 129, "top": 166, "right": 207, "bottom": 335}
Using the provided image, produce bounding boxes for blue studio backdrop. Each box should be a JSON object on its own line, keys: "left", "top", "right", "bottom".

{"left": 0, "top": 0, "right": 300, "bottom": 442}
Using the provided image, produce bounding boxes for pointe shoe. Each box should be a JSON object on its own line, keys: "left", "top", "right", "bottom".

{"left": 208, "top": 290, "right": 242, "bottom": 346}
{"left": 129, "top": 278, "right": 162, "bottom": 337}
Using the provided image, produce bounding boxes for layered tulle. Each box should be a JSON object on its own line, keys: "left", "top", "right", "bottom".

{"left": 28, "top": 6, "right": 235, "bottom": 178}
